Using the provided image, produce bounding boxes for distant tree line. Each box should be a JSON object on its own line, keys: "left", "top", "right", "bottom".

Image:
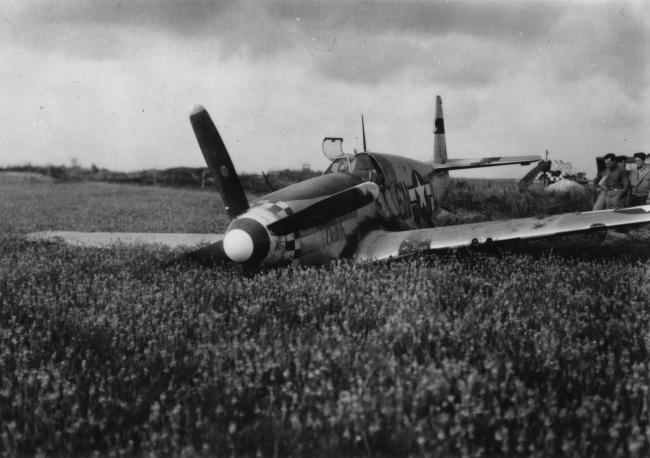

{"left": 0, "top": 164, "right": 321, "bottom": 194}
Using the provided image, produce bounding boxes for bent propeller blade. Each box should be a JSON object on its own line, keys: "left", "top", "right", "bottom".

{"left": 190, "top": 105, "right": 249, "bottom": 219}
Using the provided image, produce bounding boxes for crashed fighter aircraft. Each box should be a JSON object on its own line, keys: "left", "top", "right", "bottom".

{"left": 27, "top": 96, "right": 650, "bottom": 268}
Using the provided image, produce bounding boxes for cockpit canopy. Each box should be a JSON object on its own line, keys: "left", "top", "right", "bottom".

{"left": 322, "top": 136, "right": 384, "bottom": 185}
{"left": 324, "top": 152, "right": 384, "bottom": 185}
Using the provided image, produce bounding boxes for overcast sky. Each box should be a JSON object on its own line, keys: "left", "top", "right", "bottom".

{"left": 1, "top": 0, "right": 648, "bottom": 177}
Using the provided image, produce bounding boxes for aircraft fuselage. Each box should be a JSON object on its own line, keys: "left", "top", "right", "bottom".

{"left": 224, "top": 152, "right": 447, "bottom": 266}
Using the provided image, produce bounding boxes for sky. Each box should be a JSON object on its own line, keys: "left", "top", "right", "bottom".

{"left": 1, "top": 0, "right": 648, "bottom": 178}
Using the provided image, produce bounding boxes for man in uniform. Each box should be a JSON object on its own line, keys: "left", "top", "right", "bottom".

{"left": 593, "top": 153, "right": 629, "bottom": 210}
{"left": 627, "top": 152, "right": 650, "bottom": 206}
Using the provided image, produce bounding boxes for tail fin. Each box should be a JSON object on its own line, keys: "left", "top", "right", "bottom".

{"left": 189, "top": 105, "right": 249, "bottom": 219}
{"left": 433, "top": 95, "right": 447, "bottom": 163}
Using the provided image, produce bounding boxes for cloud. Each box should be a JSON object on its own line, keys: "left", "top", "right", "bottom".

{"left": 10, "top": 1, "right": 563, "bottom": 73}
{"left": 11, "top": 0, "right": 644, "bottom": 94}
{"left": 268, "top": 1, "right": 563, "bottom": 40}
{"left": 1, "top": 1, "right": 646, "bottom": 175}
{"left": 310, "top": 32, "right": 515, "bottom": 87}
{"left": 16, "top": 0, "right": 236, "bottom": 33}
{"left": 17, "top": 0, "right": 563, "bottom": 41}
{"left": 11, "top": 0, "right": 296, "bottom": 58}
{"left": 543, "top": 2, "right": 649, "bottom": 97}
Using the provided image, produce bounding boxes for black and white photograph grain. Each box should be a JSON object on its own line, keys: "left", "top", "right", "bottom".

{"left": 1, "top": 1, "right": 649, "bottom": 457}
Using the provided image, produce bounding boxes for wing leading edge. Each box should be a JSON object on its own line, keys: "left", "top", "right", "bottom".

{"left": 25, "top": 231, "right": 224, "bottom": 248}
{"left": 355, "top": 205, "right": 650, "bottom": 261}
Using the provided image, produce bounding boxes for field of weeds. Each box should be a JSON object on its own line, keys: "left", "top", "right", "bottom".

{"left": 1, "top": 177, "right": 649, "bottom": 457}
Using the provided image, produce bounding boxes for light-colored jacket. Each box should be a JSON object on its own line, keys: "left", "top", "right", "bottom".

{"left": 628, "top": 165, "right": 650, "bottom": 198}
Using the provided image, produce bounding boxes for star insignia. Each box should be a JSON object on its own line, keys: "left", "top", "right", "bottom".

{"left": 408, "top": 172, "right": 432, "bottom": 210}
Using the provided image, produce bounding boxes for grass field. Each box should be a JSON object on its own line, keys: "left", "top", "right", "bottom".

{"left": 1, "top": 175, "right": 649, "bottom": 457}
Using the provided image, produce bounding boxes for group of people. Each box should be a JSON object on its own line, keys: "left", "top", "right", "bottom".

{"left": 593, "top": 152, "right": 650, "bottom": 210}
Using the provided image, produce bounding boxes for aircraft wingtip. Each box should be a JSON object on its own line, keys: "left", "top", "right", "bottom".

{"left": 190, "top": 105, "right": 206, "bottom": 116}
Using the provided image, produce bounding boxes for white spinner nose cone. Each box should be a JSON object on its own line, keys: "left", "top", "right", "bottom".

{"left": 223, "top": 229, "right": 254, "bottom": 262}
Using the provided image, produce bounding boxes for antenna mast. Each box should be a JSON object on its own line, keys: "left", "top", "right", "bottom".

{"left": 361, "top": 115, "right": 367, "bottom": 152}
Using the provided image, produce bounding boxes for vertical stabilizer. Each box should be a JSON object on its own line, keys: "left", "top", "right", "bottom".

{"left": 433, "top": 95, "right": 447, "bottom": 163}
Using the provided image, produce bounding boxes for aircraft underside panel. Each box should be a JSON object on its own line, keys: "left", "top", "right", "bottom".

{"left": 354, "top": 205, "right": 650, "bottom": 261}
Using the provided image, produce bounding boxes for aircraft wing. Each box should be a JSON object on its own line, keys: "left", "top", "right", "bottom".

{"left": 25, "top": 231, "right": 228, "bottom": 264}
{"left": 432, "top": 155, "right": 541, "bottom": 171}
{"left": 355, "top": 205, "right": 650, "bottom": 261}
{"left": 25, "top": 231, "right": 224, "bottom": 248}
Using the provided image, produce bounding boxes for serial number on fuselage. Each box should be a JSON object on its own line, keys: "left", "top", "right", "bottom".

{"left": 325, "top": 222, "right": 345, "bottom": 244}
{"left": 323, "top": 213, "right": 354, "bottom": 244}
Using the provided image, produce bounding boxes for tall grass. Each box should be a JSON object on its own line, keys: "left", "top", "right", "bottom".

{"left": 442, "top": 179, "right": 594, "bottom": 223}
{"left": 1, "top": 178, "right": 648, "bottom": 457}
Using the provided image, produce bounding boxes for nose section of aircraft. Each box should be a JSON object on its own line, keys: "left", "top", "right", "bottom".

{"left": 223, "top": 217, "right": 271, "bottom": 264}
{"left": 222, "top": 229, "right": 254, "bottom": 262}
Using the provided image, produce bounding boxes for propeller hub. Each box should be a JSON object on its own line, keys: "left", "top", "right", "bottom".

{"left": 222, "top": 229, "right": 254, "bottom": 262}
{"left": 223, "top": 217, "right": 271, "bottom": 264}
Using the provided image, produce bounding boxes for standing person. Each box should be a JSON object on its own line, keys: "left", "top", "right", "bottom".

{"left": 593, "top": 166, "right": 608, "bottom": 210}
{"left": 627, "top": 152, "right": 650, "bottom": 206}
{"left": 593, "top": 153, "right": 629, "bottom": 210}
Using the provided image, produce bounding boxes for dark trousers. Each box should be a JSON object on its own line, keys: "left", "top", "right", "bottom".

{"left": 628, "top": 194, "right": 647, "bottom": 207}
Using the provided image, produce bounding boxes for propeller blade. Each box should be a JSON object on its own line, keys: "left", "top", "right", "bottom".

{"left": 267, "top": 182, "right": 380, "bottom": 236}
{"left": 165, "top": 240, "right": 229, "bottom": 267}
{"left": 189, "top": 105, "right": 249, "bottom": 219}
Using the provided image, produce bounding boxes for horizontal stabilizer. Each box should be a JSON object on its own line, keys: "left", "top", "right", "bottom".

{"left": 355, "top": 205, "right": 650, "bottom": 261}
{"left": 267, "top": 182, "right": 380, "bottom": 235}
{"left": 25, "top": 231, "right": 224, "bottom": 249}
{"left": 432, "top": 155, "right": 541, "bottom": 171}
